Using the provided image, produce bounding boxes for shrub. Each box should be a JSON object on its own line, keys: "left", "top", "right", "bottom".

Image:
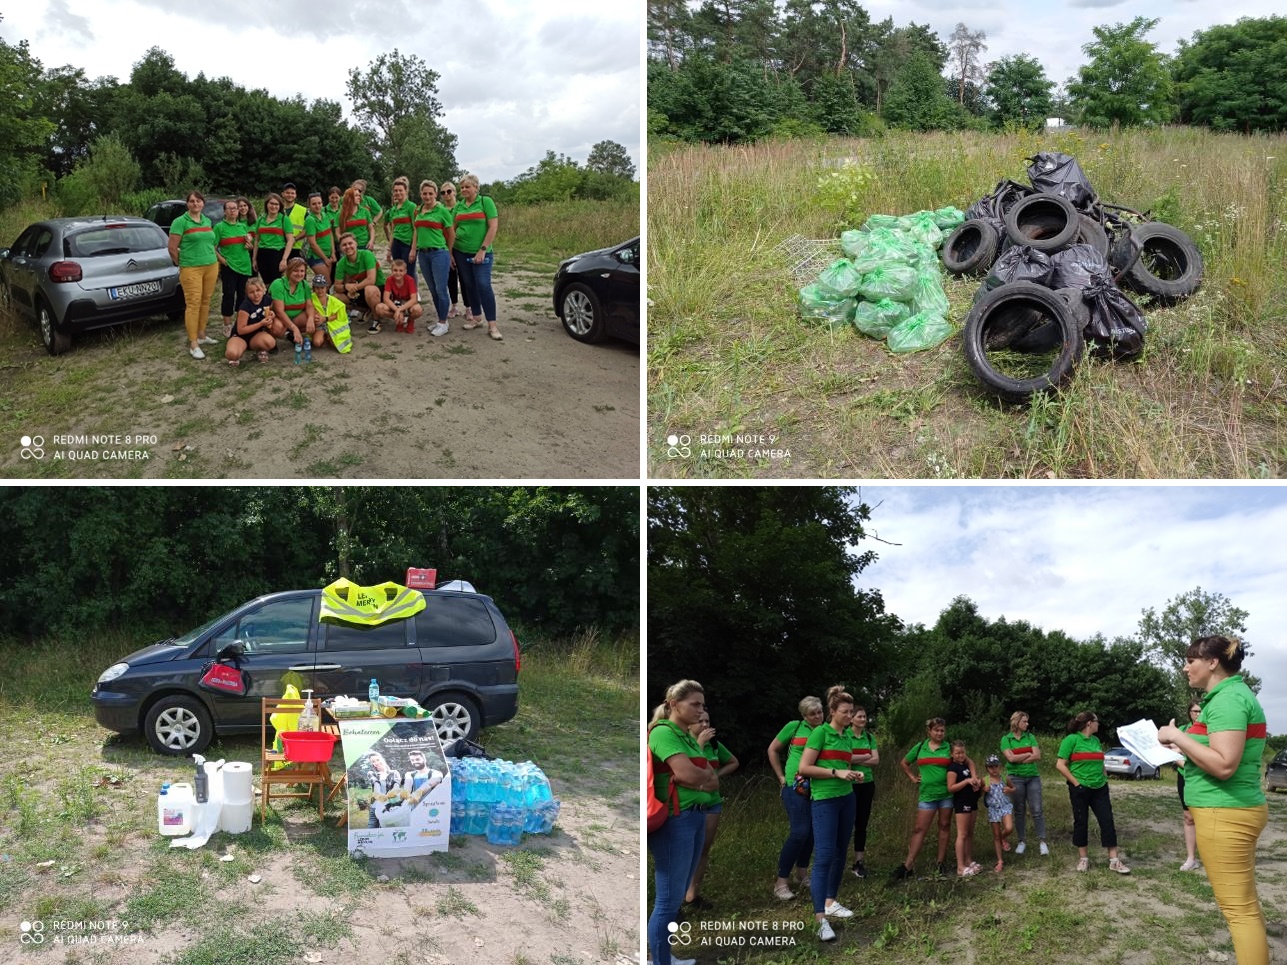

{"left": 81, "top": 133, "right": 140, "bottom": 206}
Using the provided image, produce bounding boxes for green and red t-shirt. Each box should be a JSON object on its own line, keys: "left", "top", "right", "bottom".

{"left": 169, "top": 212, "right": 217, "bottom": 267}
{"left": 1184, "top": 676, "right": 1267, "bottom": 809}
{"left": 849, "top": 727, "right": 878, "bottom": 784}
{"left": 304, "top": 210, "right": 337, "bottom": 258}
{"left": 361, "top": 195, "right": 383, "bottom": 225}
{"left": 1001, "top": 730, "right": 1041, "bottom": 778}
{"left": 1057, "top": 732, "right": 1106, "bottom": 789}
{"left": 805, "top": 723, "right": 855, "bottom": 801}
{"left": 254, "top": 212, "right": 292, "bottom": 252}
{"left": 452, "top": 195, "right": 498, "bottom": 254}
{"left": 212, "top": 219, "right": 252, "bottom": 275}
{"left": 341, "top": 211, "right": 373, "bottom": 248}
{"left": 692, "top": 740, "right": 733, "bottom": 807}
{"left": 648, "top": 719, "right": 709, "bottom": 812}
{"left": 905, "top": 738, "right": 953, "bottom": 803}
{"left": 336, "top": 248, "right": 385, "bottom": 288}
{"left": 386, "top": 199, "right": 416, "bottom": 244}
{"left": 268, "top": 277, "right": 309, "bottom": 319}
{"left": 412, "top": 202, "right": 452, "bottom": 250}
{"left": 775, "top": 719, "right": 814, "bottom": 785}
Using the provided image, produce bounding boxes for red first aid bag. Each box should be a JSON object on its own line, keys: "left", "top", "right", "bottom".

{"left": 198, "top": 661, "right": 248, "bottom": 696}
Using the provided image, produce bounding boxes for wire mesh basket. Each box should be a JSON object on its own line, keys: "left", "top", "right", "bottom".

{"left": 775, "top": 234, "right": 844, "bottom": 286}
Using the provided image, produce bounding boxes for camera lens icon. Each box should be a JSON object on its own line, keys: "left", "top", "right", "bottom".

{"left": 20, "top": 920, "right": 46, "bottom": 944}
{"left": 667, "top": 920, "right": 692, "bottom": 946}
{"left": 20, "top": 435, "right": 45, "bottom": 460}
{"left": 665, "top": 433, "right": 691, "bottom": 459}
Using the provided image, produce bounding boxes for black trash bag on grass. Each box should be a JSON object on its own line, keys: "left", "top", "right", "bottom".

{"left": 1083, "top": 279, "right": 1146, "bottom": 359}
{"left": 975, "top": 245, "right": 1054, "bottom": 302}
{"left": 1049, "top": 243, "right": 1112, "bottom": 290}
{"left": 1026, "top": 152, "right": 1097, "bottom": 209}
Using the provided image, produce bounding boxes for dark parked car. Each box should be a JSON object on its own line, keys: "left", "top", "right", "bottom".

{"left": 1266, "top": 749, "right": 1287, "bottom": 793}
{"left": 92, "top": 587, "right": 520, "bottom": 755}
{"left": 553, "top": 236, "right": 639, "bottom": 345}
{"left": 1104, "top": 746, "right": 1161, "bottom": 780}
{"left": 144, "top": 197, "right": 235, "bottom": 231}
{"left": 0, "top": 216, "right": 183, "bottom": 355}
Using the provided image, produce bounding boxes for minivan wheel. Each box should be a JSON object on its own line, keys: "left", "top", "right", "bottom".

{"left": 144, "top": 695, "right": 214, "bottom": 756}
{"left": 427, "top": 692, "right": 481, "bottom": 745}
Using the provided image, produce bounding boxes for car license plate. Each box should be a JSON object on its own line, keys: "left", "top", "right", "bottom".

{"left": 109, "top": 280, "right": 162, "bottom": 300}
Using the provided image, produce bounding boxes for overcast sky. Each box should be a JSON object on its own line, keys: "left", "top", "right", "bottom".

{"left": 860, "top": 0, "right": 1283, "bottom": 97}
{"left": 1, "top": 0, "right": 640, "bottom": 182}
{"left": 850, "top": 484, "right": 1287, "bottom": 731}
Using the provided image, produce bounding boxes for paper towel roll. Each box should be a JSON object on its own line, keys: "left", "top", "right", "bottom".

{"left": 222, "top": 762, "right": 254, "bottom": 805}
{"left": 218, "top": 800, "right": 254, "bottom": 834}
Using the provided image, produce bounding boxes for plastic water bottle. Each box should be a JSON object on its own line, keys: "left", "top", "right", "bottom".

{"left": 450, "top": 760, "right": 470, "bottom": 804}
{"left": 303, "top": 338, "right": 312, "bottom": 363}
{"left": 527, "top": 799, "right": 560, "bottom": 834}
{"left": 465, "top": 801, "right": 488, "bottom": 835}
{"left": 368, "top": 678, "right": 379, "bottom": 705}
{"left": 294, "top": 340, "right": 302, "bottom": 364}
{"left": 526, "top": 767, "right": 552, "bottom": 806}
{"left": 450, "top": 800, "right": 465, "bottom": 835}
{"left": 487, "top": 803, "right": 522, "bottom": 846}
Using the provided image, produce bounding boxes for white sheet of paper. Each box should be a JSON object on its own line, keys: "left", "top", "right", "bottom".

{"left": 1116, "top": 718, "right": 1185, "bottom": 767}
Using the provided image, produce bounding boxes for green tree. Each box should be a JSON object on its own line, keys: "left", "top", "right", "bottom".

{"left": 1136, "top": 587, "right": 1254, "bottom": 710}
{"left": 1067, "top": 17, "right": 1175, "bottom": 127}
{"left": 947, "top": 22, "right": 987, "bottom": 107}
{"left": 883, "top": 53, "right": 957, "bottom": 130}
{"left": 1173, "top": 16, "right": 1287, "bottom": 133}
{"left": 0, "top": 18, "right": 55, "bottom": 206}
{"left": 985, "top": 55, "right": 1055, "bottom": 129}
{"left": 585, "top": 140, "right": 636, "bottom": 180}
{"left": 346, "top": 50, "right": 458, "bottom": 182}
{"left": 79, "top": 133, "right": 140, "bottom": 205}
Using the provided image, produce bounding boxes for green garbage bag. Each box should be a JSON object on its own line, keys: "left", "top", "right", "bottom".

{"left": 850, "top": 228, "right": 920, "bottom": 274}
{"left": 817, "top": 258, "right": 864, "bottom": 298}
{"left": 858, "top": 264, "right": 918, "bottom": 302}
{"left": 904, "top": 211, "right": 944, "bottom": 249}
{"left": 931, "top": 206, "right": 965, "bottom": 231}
{"left": 862, "top": 213, "right": 903, "bottom": 232}
{"left": 911, "top": 268, "right": 950, "bottom": 317}
{"left": 887, "top": 312, "right": 954, "bottom": 353}
{"left": 840, "top": 229, "right": 869, "bottom": 261}
{"left": 852, "top": 298, "right": 909, "bottom": 338}
{"left": 799, "top": 283, "right": 856, "bottom": 329}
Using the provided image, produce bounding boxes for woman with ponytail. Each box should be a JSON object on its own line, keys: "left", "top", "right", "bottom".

{"left": 1159, "top": 637, "right": 1269, "bottom": 965}
{"left": 1055, "top": 710, "right": 1129, "bottom": 874}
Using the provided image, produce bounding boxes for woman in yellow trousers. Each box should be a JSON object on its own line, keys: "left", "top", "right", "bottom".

{"left": 1160, "top": 635, "right": 1269, "bottom": 965}
{"left": 167, "top": 191, "right": 219, "bottom": 359}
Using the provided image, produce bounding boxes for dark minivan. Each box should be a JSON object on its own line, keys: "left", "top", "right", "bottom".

{"left": 92, "top": 587, "right": 520, "bottom": 755}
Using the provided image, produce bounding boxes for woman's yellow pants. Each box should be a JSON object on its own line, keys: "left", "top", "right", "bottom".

{"left": 1191, "top": 804, "right": 1268, "bottom": 965}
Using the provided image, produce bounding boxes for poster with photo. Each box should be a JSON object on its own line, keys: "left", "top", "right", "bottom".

{"left": 339, "top": 716, "right": 451, "bottom": 858}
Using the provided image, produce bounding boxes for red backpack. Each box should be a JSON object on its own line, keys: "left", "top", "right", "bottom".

{"left": 646, "top": 726, "right": 680, "bottom": 833}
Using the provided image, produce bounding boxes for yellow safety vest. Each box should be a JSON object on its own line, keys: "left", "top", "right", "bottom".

{"left": 320, "top": 578, "right": 425, "bottom": 626}
{"left": 312, "top": 293, "right": 352, "bottom": 353}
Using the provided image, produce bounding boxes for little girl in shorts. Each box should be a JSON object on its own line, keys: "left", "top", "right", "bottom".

{"left": 985, "top": 755, "right": 1016, "bottom": 871}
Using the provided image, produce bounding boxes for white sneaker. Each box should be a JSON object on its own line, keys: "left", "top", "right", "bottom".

{"left": 430, "top": 321, "right": 449, "bottom": 337}
{"left": 671, "top": 959, "right": 697, "bottom": 965}
{"left": 773, "top": 884, "right": 794, "bottom": 901}
{"left": 824, "top": 902, "right": 853, "bottom": 919}
{"left": 1179, "top": 858, "right": 1200, "bottom": 872}
{"left": 1015, "top": 841, "right": 1026, "bottom": 855}
{"left": 189, "top": 345, "right": 205, "bottom": 359}
{"left": 1039, "top": 842, "right": 1050, "bottom": 856}
{"left": 818, "top": 920, "right": 836, "bottom": 942}
{"left": 198, "top": 335, "right": 217, "bottom": 345}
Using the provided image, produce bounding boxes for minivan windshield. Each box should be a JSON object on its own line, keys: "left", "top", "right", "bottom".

{"left": 171, "top": 609, "right": 236, "bottom": 649}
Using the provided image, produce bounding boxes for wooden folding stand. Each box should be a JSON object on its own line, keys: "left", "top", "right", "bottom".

{"left": 259, "top": 697, "right": 332, "bottom": 821}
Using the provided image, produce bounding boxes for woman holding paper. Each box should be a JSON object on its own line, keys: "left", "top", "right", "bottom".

{"left": 1159, "top": 636, "right": 1268, "bottom": 965}
{"left": 1055, "top": 711, "right": 1130, "bottom": 874}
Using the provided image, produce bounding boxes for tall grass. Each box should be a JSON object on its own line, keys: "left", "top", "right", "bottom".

{"left": 647, "top": 128, "right": 1287, "bottom": 478}
{"left": 503, "top": 199, "right": 639, "bottom": 263}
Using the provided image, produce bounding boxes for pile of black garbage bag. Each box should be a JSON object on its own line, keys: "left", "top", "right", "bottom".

{"left": 941, "top": 152, "right": 1204, "bottom": 401}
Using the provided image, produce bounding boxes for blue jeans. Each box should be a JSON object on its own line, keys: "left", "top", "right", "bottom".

{"left": 417, "top": 248, "right": 452, "bottom": 321}
{"left": 1011, "top": 774, "right": 1046, "bottom": 842}
{"left": 453, "top": 248, "right": 496, "bottom": 321}
{"left": 648, "top": 808, "right": 706, "bottom": 965}
{"left": 390, "top": 239, "right": 414, "bottom": 285}
{"left": 810, "top": 793, "right": 856, "bottom": 913}
{"left": 776, "top": 785, "right": 814, "bottom": 878}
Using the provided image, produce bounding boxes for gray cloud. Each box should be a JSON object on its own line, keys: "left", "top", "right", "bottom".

{"left": 39, "top": 0, "right": 93, "bottom": 43}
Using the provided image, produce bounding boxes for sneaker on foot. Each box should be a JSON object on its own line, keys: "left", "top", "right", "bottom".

{"left": 1076, "top": 857, "right": 1089, "bottom": 873}
{"left": 773, "top": 883, "right": 794, "bottom": 901}
{"left": 937, "top": 861, "right": 951, "bottom": 877}
{"left": 890, "top": 864, "right": 912, "bottom": 881}
{"left": 818, "top": 920, "right": 835, "bottom": 942}
{"left": 1039, "top": 841, "right": 1050, "bottom": 856}
{"left": 1110, "top": 858, "right": 1131, "bottom": 875}
{"left": 406, "top": 321, "right": 415, "bottom": 334}
{"left": 189, "top": 345, "right": 205, "bottom": 359}
{"left": 198, "top": 335, "right": 217, "bottom": 345}
{"left": 1179, "top": 858, "right": 1200, "bottom": 872}
{"left": 1015, "top": 841, "right": 1026, "bottom": 855}
{"left": 430, "top": 321, "right": 449, "bottom": 337}
{"left": 368, "top": 318, "right": 381, "bottom": 333}
{"left": 395, "top": 321, "right": 406, "bottom": 333}
{"left": 824, "top": 902, "right": 853, "bottom": 919}
{"left": 672, "top": 959, "right": 697, "bottom": 965}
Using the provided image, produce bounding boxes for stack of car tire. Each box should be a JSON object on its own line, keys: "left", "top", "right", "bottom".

{"left": 940, "top": 155, "right": 1204, "bottom": 402}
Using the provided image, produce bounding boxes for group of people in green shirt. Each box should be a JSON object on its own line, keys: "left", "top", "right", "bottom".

{"left": 167, "top": 173, "right": 503, "bottom": 361}
{"left": 652, "top": 634, "right": 1269, "bottom": 959}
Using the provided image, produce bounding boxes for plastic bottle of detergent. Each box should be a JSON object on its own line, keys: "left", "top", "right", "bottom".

{"left": 297, "top": 690, "right": 317, "bottom": 732}
{"left": 157, "top": 782, "right": 195, "bottom": 836}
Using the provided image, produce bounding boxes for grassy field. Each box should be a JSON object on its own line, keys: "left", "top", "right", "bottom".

{"left": 0, "top": 627, "right": 639, "bottom": 963}
{"left": 647, "top": 127, "right": 1287, "bottom": 478}
{"left": 649, "top": 732, "right": 1287, "bottom": 963}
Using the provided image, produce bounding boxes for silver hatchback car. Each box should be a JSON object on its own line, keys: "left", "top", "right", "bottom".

{"left": 1103, "top": 746, "right": 1161, "bottom": 780}
{"left": 0, "top": 216, "right": 184, "bottom": 355}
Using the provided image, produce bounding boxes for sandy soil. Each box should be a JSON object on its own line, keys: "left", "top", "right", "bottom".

{"left": 1, "top": 260, "right": 639, "bottom": 479}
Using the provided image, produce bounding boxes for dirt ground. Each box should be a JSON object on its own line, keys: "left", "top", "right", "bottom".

{"left": 0, "top": 259, "right": 639, "bottom": 479}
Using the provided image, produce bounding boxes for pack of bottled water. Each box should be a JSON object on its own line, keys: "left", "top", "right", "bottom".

{"left": 447, "top": 758, "right": 560, "bottom": 843}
